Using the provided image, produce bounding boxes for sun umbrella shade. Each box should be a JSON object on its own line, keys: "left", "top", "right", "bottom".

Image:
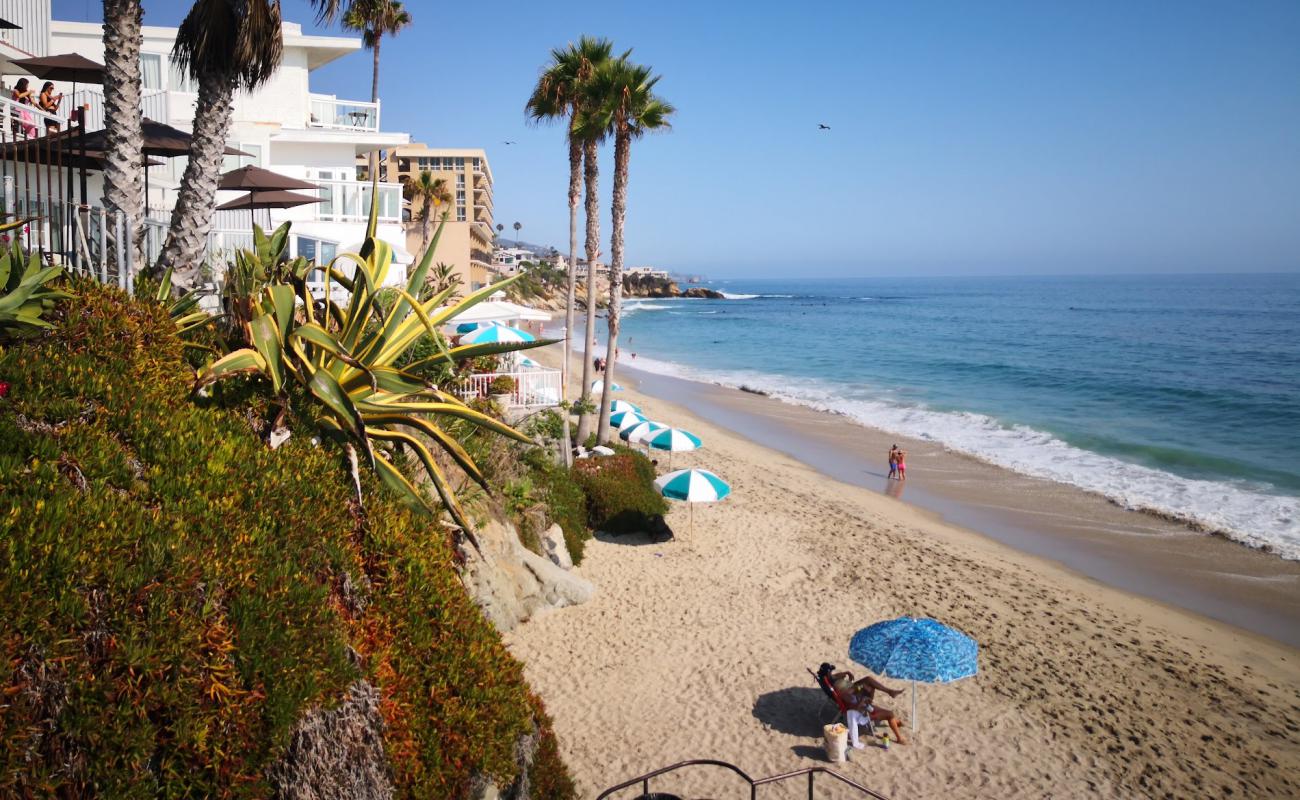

{"left": 218, "top": 165, "right": 318, "bottom": 192}
{"left": 61, "top": 119, "right": 251, "bottom": 158}
{"left": 457, "top": 322, "right": 488, "bottom": 334}
{"left": 621, "top": 420, "right": 666, "bottom": 443}
{"left": 10, "top": 53, "right": 105, "bottom": 83}
{"left": 615, "top": 414, "right": 649, "bottom": 434}
{"left": 646, "top": 427, "right": 701, "bottom": 452}
{"left": 608, "top": 410, "right": 644, "bottom": 428}
{"left": 609, "top": 400, "right": 641, "bottom": 415}
{"left": 590, "top": 380, "right": 623, "bottom": 392}
{"left": 656, "top": 469, "right": 731, "bottom": 502}
{"left": 216, "top": 190, "right": 321, "bottom": 211}
{"left": 849, "top": 617, "right": 978, "bottom": 684}
{"left": 458, "top": 323, "right": 535, "bottom": 345}
{"left": 0, "top": 17, "right": 21, "bottom": 30}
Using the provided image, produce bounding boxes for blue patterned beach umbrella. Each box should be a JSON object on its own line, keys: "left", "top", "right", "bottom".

{"left": 849, "top": 617, "right": 978, "bottom": 731}
{"left": 459, "top": 323, "right": 535, "bottom": 345}
{"left": 654, "top": 468, "right": 731, "bottom": 536}
{"left": 591, "top": 379, "right": 623, "bottom": 393}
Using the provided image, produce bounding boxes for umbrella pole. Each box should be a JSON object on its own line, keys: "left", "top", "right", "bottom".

{"left": 912, "top": 680, "right": 917, "bottom": 733}
{"left": 690, "top": 502, "right": 694, "bottom": 538}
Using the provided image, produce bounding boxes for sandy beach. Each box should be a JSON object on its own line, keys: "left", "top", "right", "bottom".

{"left": 505, "top": 352, "right": 1300, "bottom": 798}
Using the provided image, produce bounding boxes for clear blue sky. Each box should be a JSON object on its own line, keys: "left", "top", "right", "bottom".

{"left": 54, "top": 0, "right": 1300, "bottom": 276}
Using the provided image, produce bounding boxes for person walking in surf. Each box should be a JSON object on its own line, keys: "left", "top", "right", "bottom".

{"left": 888, "top": 445, "right": 900, "bottom": 480}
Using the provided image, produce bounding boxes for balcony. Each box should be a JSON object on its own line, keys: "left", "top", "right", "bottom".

{"left": 308, "top": 94, "right": 380, "bottom": 132}
{"left": 456, "top": 368, "right": 561, "bottom": 410}
{"left": 69, "top": 88, "right": 170, "bottom": 131}
{"left": 313, "top": 179, "right": 402, "bottom": 223}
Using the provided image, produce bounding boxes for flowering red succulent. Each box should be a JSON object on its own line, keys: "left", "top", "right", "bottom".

{"left": 0, "top": 381, "right": 9, "bottom": 399}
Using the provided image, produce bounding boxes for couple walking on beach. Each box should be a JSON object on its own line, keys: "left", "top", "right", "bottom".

{"left": 888, "top": 445, "right": 907, "bottom": 480}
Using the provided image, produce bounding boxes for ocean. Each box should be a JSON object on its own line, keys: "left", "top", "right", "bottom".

{"left": 599, "top": 273, "right": 1300, "bottom": 559}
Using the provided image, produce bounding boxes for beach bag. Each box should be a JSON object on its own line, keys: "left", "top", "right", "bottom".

{"left": 823, "top": 722, "right": 848, "bottom": 763}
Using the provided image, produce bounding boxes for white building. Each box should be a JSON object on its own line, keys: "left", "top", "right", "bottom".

{"left": 0, "top": 0, "right": 412, "bottom": 286}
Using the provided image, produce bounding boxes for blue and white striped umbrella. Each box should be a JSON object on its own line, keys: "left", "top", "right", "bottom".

{"left": 646, "top": 427, "right": 701, "bottom": 452}
{"left": 609, "top": 410, "right": 646, "bottom": 429}
{"left": 655, "top": 468, "right": 731, "bottom": 502}
{"left": 459, "top": 323, "right": 535, "bottom": 345}
{"left": 615, "top": 413, "right": 649, "bottom": 433}
{"left": 519, "top": 355, "right": 542, "bottom": 368}
{"left": 655, "top": 468, "right": 731, "bottom": 537}
{"left": 621, "top": 420, "right": 666, "bottom": 443}
{"left": 591, "top": 379, "right": 623, "bottom": 392}
{"left": 610, "top": 399, "right": 641, "bottom": 415}
{"left": 849, "top": 617, "right": 979, "bottom": 732}
{"left": 457, "top": 322, "right": 489, "bottom": 334}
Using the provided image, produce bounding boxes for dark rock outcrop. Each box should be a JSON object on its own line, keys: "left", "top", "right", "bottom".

{"left": 623, "top": 274, "right": 724, "bottom": 299}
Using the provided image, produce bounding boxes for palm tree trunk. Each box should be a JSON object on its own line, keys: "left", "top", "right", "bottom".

{"left": 574, "top": 137, "right": 600, "bottom": 445}
{"left": 420, "top": 209, "right": 431, "bottom": 259}
{"left": 101, "top": 0, "right": 145, "bottom": 270}
{"left": 153, "top": 71, "right": 235, "bottom": 285}
{"left": 561, "top": 133, "right": 581, "bottom": 464}
{"left": 597, "top": 129, "right": 630, "bottom": 443}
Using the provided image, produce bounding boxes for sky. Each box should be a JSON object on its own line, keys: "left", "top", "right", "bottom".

{"left": 53, "top": 0, "right": 1300, "bottom": 277}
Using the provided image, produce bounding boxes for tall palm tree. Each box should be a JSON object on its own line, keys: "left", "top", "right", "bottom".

{"left": 101, "top": 0, "right": 146, "bottom": 269}
{"left": 343, "top": 0, "right": 411, "bottom": 180}
{"left": 403, "top": 171, "right": 450, "bottom": 261}
{"left": 513, "top": 221, "right": 522, "bottom": 244}
{"left": 581, "top": 58, "right": 674, "bottom": 441}
{"left": 526, "top": 37, "right": 615, "bottom": 455}
{"left": 153, "top": 0, "right": 284, "bottom": 283}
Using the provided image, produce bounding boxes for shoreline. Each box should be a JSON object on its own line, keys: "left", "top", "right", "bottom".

{"left": 509, "top": 346, "right": 1300, "bottom": 797}
{"left": 554, "top": 332, "right": 1300, "bottom": 647}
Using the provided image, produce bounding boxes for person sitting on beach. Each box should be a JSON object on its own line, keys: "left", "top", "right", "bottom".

{"left": 888, "top": 445, "right": 900, "bottom": 480}
{"left": 831, "top": 670, "right": 908, "bottom": 747}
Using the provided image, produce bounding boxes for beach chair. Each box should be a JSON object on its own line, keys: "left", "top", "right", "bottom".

{"left": 809, "top": 665, "right": 877, "bottom": 737}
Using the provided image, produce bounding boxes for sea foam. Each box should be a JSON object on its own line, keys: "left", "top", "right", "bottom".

{"left": 625, "top": 354, "right": 1300, "bottom": 560}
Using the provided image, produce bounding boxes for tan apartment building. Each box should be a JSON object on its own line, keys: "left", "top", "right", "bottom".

{"left": 363, "top": 144, "right": 497, "bottom": 292}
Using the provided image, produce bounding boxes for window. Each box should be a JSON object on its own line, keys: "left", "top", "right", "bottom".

{"left": 456, "top": 173, "right": 465, "bottom": 187}
{"left": 456, "top": 207, "right": 466, "bottom": 222}
{"left": 221, "top": 141, "right": 263, "bottom": 172}
{"left": 140, "top": 53, "right": 162, "bottom": 91}
{"left": 456, "top": 190, "right": 465, "bottom": 202}
{"left": 297, "top": 236, "right": 338, "bottom": 271}
{"left": 167, "top": 57, "right": 199, "bottom": 93}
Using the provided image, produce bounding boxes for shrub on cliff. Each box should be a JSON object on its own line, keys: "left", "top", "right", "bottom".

{"left": 571, "top": 449, "right": 667, "bottom": 535}
{"left": 0, "top": 281, "right": 574, "bottom": 798}
{"left": 523, "top": 449, "right": 591, "bottom": 564}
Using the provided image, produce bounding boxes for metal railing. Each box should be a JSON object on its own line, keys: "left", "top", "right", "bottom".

{"left": 308, "top": 94, "right": 380, "bottom": 132}
{"left": 456, "top": 368, "right": 561, "bottom": 409}
{"left": 596, "top": 759, "right": 892, "bottom": 800}
{"left": 70, "top": 88, "right": 169, "bottom": 131}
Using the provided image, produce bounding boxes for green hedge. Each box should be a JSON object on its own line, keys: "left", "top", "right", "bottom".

{"left": 571, "top": 449, "right": 667, "bottom": 535}
{"left": 523, "top": 449, "right": 591, "bottom": 564}
{"left": 0, "top": 280, "right": 574, "bottom": 798}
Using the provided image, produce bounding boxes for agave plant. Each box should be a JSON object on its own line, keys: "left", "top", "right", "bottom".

{"left": 0, "top": 241, "right": 70, "bottom": 338}
{"left": 151, "top": 266, "right": 211, "bottom": 336}
{"left": 223, "top": 222, "right": 312, "bottom": 342}
{"left": 195, "top": 191, "right": 555, "bottom": 536}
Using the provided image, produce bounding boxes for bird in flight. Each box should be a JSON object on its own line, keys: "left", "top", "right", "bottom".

{"left": 818, "top": 124, "right": 830, "bottom": 130}
{"left": 503, "top": 140, "right": 517, "bottom": 145}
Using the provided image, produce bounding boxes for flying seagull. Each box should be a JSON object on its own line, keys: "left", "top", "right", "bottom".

{"left": 818, "top": 124, "right": 830, "bottom": 130}
{"left": 503, "top": 140, "right": 517, "bottom": 145}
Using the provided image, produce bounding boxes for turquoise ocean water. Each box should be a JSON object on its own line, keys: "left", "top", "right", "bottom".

{"left": 601, "top": 273, "right": 1300, "bottom": 558}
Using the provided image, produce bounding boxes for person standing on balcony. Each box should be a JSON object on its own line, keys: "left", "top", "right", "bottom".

{"left": 38, "top": 83, "right": 63, "bottom": 135}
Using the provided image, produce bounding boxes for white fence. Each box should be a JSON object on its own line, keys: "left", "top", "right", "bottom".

{"left": 72, "top": 88, "right": 169, "bottom": 132}
{"left": 308, "top": 94, "right": 380, "bottom": 132}
{"left": 457, "top": 368, "right": 561, "bottom": 410}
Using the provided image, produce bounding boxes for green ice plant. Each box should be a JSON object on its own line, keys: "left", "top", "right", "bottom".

{"left": 194, "top": 185, "right": 556, "bottom": 535}
{"left": 0, "top": 241, "right": 70, "bottom": 338}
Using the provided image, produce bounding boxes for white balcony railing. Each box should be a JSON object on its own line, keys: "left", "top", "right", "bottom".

{"left": 457, "top": 368, "right": 561, "bottom": 409}
{"left": 313, "top": 179, "right": 401, "bottom": 223}
{"left": 308, "top": 94, "right": 380, "bottom": 132}
{"left": 70, "top": 88, "right": 168, "bottom": 132}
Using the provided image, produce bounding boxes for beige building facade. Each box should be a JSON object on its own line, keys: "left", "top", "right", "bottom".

{"left": 367, "top": 144, "right": 497, "bottom": 292}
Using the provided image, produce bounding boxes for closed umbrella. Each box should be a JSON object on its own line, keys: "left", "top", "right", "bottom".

{"left": 848, "top": 617, "right": 978, "bottom": 732}
{"left": 459, "top": 323, "right": 535, "bottom": 345}
{"left": 655, "top": 468, "right": 731, "bottom": 536}
{"left": 645, "top": 426, "right": 701, "bottom": 469}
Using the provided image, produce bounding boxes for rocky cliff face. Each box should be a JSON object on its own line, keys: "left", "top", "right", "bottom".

{"left": 622, "top": 274, "right": 724, "bottom": 299}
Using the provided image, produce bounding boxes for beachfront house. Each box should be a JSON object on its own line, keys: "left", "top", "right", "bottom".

{"left": 0, "top": 0, "right": 411, "bottom": 289}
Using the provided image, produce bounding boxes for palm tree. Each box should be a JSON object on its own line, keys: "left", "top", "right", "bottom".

{"left": 581, "top": 58, "right": 674, "bottom": 441}
{"left": 343, "top": 0, "right": 411, "bottom": 180}
{"left": 526, "top": 37, "right": 615, "bottom": 453}
{"left": 403, "top": 171, "right": 451, "bottom": 261}
{"left": 101, "top": 0, "right": 146, "bottom": 269}
{"left": 513, "top": 221, "right": 522, "bottom": 244}
{"left": 153, "top": 0, "right": 285, "bottom": 283}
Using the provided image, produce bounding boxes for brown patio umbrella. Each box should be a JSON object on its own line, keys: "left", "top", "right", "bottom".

{"left": 216, "top": 188, "right": 320, "bottom": 235}
{"left": 10, "top": 53, "right": 106, "bottom": 209}
{"left": 0, "top": 18, "right": 20, "bottom": 30}
{"left": 218, "top": 165, "right": 318, "bottom": 192}
{"left": 67, "top": 120, "right": 251, "bottom": 213}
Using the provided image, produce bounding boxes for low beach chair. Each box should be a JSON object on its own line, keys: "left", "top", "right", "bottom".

{"left": 809, "top": 665, "right": 877, "bottom": 737}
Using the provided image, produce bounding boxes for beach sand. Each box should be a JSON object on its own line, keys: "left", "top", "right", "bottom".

{"left": 505, "top": 355, "right": 1300, "bottom": 798}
